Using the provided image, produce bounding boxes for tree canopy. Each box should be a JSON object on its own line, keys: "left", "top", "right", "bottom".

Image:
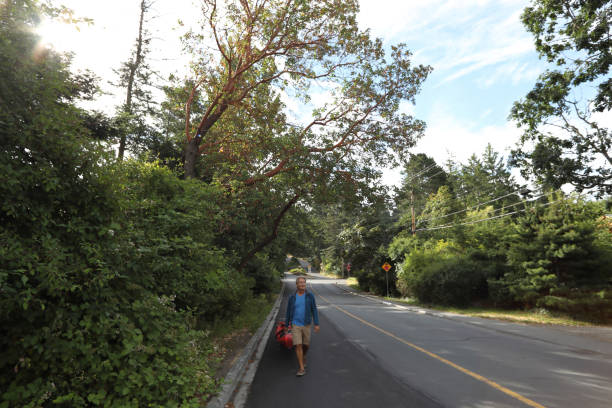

{"left": 510, "top": 0, "right": 611, "bottom": 195}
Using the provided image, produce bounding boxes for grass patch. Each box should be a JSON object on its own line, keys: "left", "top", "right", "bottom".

{"left": 206, "top": 285, "right": 281, "bottom": 393}
{"left": 346, "top": 277, "right": 359, "bottom": 290}
{"left": 318, "top": 270, "right": 340, "bottom": 278}
{"left": 385, "top": 296, "right": 606, "bottom": 326}
{"left": 434, "top": 306, "right": 604, "bottom": 327}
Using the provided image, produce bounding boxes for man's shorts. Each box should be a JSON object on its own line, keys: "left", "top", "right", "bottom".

{"left": 291, "top": 324, "right": 312, "bottom": 345}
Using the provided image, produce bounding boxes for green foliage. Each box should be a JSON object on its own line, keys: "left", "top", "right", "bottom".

{"left": 112, "top": 161, "right": 254, "bottom": 326}
{"left": 497, "top": 194, "right": 612, "bottom": 309}
{"left": 539, "top": 288, "right": 612, "bottom": 322}
{"left": 453, "top": 144, "right": 523, "bottom": 208}
{"left": 0, "top": 4, "right": 254, "bottom": 404}
{"left": 397, "top": 240, "right": 487, "bottom": 306}
{"left": 314, "top": 197, "right": 400, "bottom": 295}
{"left": 395, "top": 154, "right": 448, "bottom": 231}
{"left": 388, "top": 146, "right": 611, "bottom": 319}
{"left": 510, "top": 0, "right": 611, "bottom": 195}
{"left": 242, "top": 254, "right": 281, "bottom": 295}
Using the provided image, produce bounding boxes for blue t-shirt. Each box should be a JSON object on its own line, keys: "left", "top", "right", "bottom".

{"left": 292, "top": 293, "right": 306, "bottom": 326}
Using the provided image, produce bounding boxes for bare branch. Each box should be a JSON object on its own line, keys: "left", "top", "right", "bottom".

{"left": 209, "top": 0, "right": 232, "bottom": 68}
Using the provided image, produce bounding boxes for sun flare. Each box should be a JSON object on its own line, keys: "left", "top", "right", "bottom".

{"left": 35, "top": 19, "right": 82, "bottom": 54}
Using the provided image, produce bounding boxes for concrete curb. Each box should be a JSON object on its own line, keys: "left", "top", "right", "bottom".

{"left": 207, "top": 282, "right": 285, "bottom": 408}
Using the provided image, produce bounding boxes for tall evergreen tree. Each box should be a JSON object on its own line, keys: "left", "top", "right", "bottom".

{"left": 457, "top": 144, "right": 524, "bottom": 210}
{"left": 113, "top": 0, "right": 157, "bottom": 160}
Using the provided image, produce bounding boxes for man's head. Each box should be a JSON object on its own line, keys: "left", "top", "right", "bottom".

{"left": 295, "top": 276, "right": 306, "bottom": 292}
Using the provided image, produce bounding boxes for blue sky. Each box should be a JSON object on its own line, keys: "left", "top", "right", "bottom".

{"left": 37, "top": 0, "right": 581, "bottom": 186}
{"left": 355, "top": 0, "right": 552, "bottom": 183}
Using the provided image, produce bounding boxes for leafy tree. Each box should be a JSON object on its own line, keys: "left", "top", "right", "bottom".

{"left": 510, "top": 0, "right": 611, "bottom": 195}
{"left": 157, "top": 0, "right": 432, "bottom": 275}
{"left": 415, "top": 185, "right": 462, "bottom": 232}
{"left": 181, "top": 0, "right": 431, "bottom": 179}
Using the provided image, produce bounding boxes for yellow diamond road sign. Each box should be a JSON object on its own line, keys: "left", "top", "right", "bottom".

{"left": 381, "top": 262, "right": 391, "bottom": 272}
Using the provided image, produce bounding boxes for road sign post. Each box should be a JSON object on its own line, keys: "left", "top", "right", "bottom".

{"left": 381, "top": 262, "right": 392, "bottom": 298}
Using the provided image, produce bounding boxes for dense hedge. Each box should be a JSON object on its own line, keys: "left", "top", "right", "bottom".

{"left": 393, "top": 197, "right": 612, "bottom": 317}
{"left": 0, "top": 155, "right": 228, "bottom": 406}
{"left": 397, "top": 241, "right": 487, "bottom": 306}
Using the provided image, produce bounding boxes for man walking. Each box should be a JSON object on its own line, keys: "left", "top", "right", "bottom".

{"left": 285, "top": 276, "right": 320, "bottom": 377}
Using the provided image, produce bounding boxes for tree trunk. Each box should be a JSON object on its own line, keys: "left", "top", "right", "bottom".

{"left": 118, "top": 0, "right": 147, "bottom": 161}
{"left": 184, "top": 137, "right": 200, "bottom": 179}
{"left": 237, "top": 193, "right": 301, "bottom": 271}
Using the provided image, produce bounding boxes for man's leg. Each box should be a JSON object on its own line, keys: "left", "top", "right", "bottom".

{"left": 293, "top": 326, "right": 305, "bottom": 374}
{"left": 302, "top": 325, "right": 311, "bottom": 365}
{"left": 295, "top": 344, "right": 305, "bottom": 371}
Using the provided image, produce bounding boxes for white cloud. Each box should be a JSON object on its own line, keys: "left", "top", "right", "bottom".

{"left": 358, "top": 1, "right": 536, "bottom": 88}
{"left": 414, "top": 114, "right": 521, "bottom": 165}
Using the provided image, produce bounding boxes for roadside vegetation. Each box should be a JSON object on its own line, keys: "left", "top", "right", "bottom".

{"left": 314, "top": 149, "right": 612, "bottom": 325}
{"left": 2, "top": 0, "right": 430, "bottom": 406}
{"left": 1, "top": 0, "right": 609, "bottom": 406}
{"left": 310, "top": 0, "right": 612, "bottom": 326}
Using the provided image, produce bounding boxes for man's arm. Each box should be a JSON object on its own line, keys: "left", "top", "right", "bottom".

{"left": 311, "top": 294, "right": 320, "bottom": 332}
{"left": 285, "top": 295, "right": 293, "bottom": 329}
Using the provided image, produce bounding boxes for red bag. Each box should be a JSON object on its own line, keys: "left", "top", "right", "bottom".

{"left": 274, "top": 321, "right": 293, "bottom": 349}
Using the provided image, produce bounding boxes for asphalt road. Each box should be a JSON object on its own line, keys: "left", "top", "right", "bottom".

{"left": 245, "top": 274, "right": 612, "bottom": 408}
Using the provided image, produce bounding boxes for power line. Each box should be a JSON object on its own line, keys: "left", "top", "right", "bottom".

{"left": 403, "top": 163, "right": 439, "bottom": 183}
{"left": 402, "top": 183, "right": 529, "bottom": 220}
{"left": 416, "top": 188, "right": 529, "bottom": 225}
{"left": 457, "top": 192, "right": 548, "bottom": 222}
{"left": 415, "top": 193, "right": 582, "bottom": 232}
{"left": 418, "top": 193, "right": 547, "bottom": 228}
{"left": 420, "top": 169, "right": 446, "bottom": 183}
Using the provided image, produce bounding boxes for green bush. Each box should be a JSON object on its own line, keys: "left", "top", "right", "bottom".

{"left": 110, "top": 161, "right": 253, "bottom": 326}
{"left": 241, "top": 254, "right": 279, "bottom": 295}
{"left": 353, "top": 264, "right": 398, "bottom": 296}
{"left": 0, "top": 6, "right": 223, "bottom": 403}
{"left": 398, "top": 240, "right": 487, "bottom": 306}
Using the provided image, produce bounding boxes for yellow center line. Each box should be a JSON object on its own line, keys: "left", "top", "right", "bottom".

{"left": 312, "top": 285, "right": 547, "bottom": 408}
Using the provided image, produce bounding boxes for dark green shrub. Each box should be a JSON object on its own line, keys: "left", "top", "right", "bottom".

{"left": 502, "top": 195, "right": 612, "bottom": 308}
{"left": 353, "top": 264, "right": 398, "bottom": 296}
{"left": 398, "top": 241, "right": 487, "bottom": 306}
{"left": 110, "top": 161, "right": 253, "bottom": 326}
{"left": 0, "top": 5, "right": 218, "bottom": 404}
{"left": 241, "top": 254, "right": 279, "bottom": 295}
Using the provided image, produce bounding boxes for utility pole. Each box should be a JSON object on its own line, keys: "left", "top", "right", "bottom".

{"left": 411, "top": 189, "right": 416, "bottom": 235}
